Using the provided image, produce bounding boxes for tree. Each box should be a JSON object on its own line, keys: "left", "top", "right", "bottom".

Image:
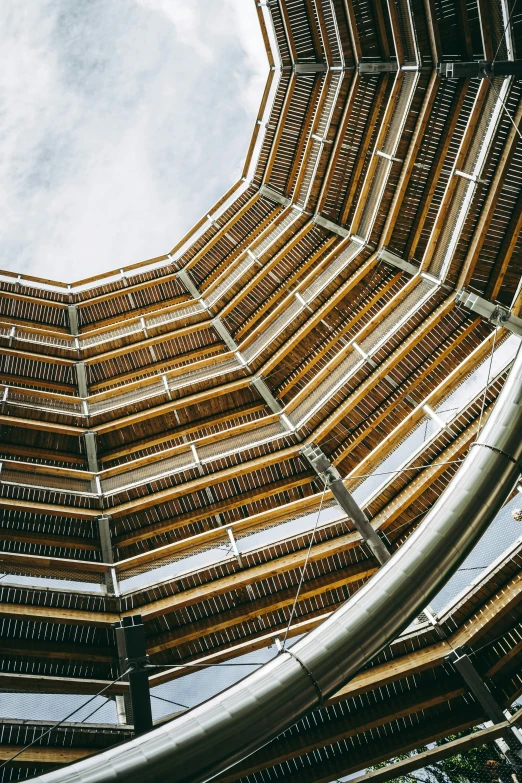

{"left": 366, "top": 732, "right": 521, "bottom": 783}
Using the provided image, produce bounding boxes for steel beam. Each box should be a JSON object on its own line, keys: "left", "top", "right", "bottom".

{"left": 456, "top": 289, "right": 522, "bottom": 338}
{"left": 301, "top": 443, "right": 391, "bottom": 565}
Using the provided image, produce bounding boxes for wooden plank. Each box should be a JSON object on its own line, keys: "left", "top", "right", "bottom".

{"left": 201, "top": 206, "right": 282, "bottom": 294}
{"left": 338, "top": 328, "right": 495, "bottom": 471}
{"left": 0, "top": 290, "right": 66, "bottom": 309}
{"left": 1, "top": 638, "right": 114, "bottom": 663}
{"left": 0, "top": 604, "right": 117, "bottom": 627}
{"left": 0, "top": 672, "right": 127, "bottom": 695}
{"left": 129, "top": 529, "right": 363, "bottom": 621}
{"left": 0, "top": 498, "right": 98, "bottom": 520}
{"left": 370, "top": 0, "right": 390, "bottom": 60}
{"left": 84, "top": 319, "right": 214, "bottom": 366}
{"left": 110, "top": 444, "right": 302, "bottom": 517}
{"left": 458, "top": 91, "right": 522, "bottom": 289}
{"left": 379, "top": 72, "right": 439, "bottom": 248}
{"left": 89, "top": 347, "right": 233, "bottom": 404}
{"left": 287, "top": 276, "right": 420, "bottom": 414}
{"left": 94, "top": 377, "right": 252, "bottom": 435}
{"left": 220, "top": 219, "right": 313, "bottom": 320}
{"left": 234, "top": 234, "right": 338, "bottom": 342}
{"left": 310, "top": 295, "right": 455, "bottom": 440}
{"left": 76, "top": 273, "right": 187, "bottom": 310}
{"left": 147, "top": 561, "right": 378, "bottom": 653}
{"left": 0, "top": 746, "right": 99, "bottom": 765}
{"left": 0, "top": 550, "right": 109, "bottom": 575}
{"left": 0, "top": 346, "right": 74, "bottom": 366}
{"left": 405, "top": 81, "right": 470, "bottom": 261}
{"left": 88, "top": 343, "right": 224, "bottom": 392}
{"left": 316, "top": 72, "right": 361, "bottom": 212}
{"left": 1, "top": 458, "right": 91, "bottom": 480}
{"left": 263, "top": 73, "right": 297, "bottom": 184}
{"left": 115, "top": 473, "right": 317, "bottom": 550}
{"left": 349, "top": 72, "right": 404, "bottom": 234}
{"left": 0, "top": 414, "right": 82, "bottom": 436}
{"left": 278, "top": 1, "right": 299, "bottom": 64}
{"left": 261, "top": 252, "right": 379, "bottom": 375}
{"left": 343, "top": 0, "right": 362, "bottom": 63}
{"left": 477, "top": 0, "right": 494, "bottom": 60}
{"left": 286, "top": 73, "right": 327, "bottom": 196}
{"left": 0, "top": 528, "right": 97, "bottom": 552}
{"left": 340, "top": 75, "right": 390, "bottom": 225}
{"left": 423, "top": 0, "right": 442, "bottom": 62}
{"left": 101, "top": 403, "right": 265, "bottom": 463}
{"left": 312, "top": 0, "right": 332, "bottom": 63}
{"left": 281, "top": 272, "right": 403, "bottom": 397}
{"left": 486, "top": 189, "right": 522, "bottom": 301}
{"left": 385, "top": 0, "right": 405, "bottom": 64}
{"left": 254, "top": 0, "right": 275, "bottom": 69}
{"left": 454, "top": 0, "right": 474, "bottom": 58}
{"left": 184, "top": 193, "right": 261, "bottom": 273}
{"left": 101, "top": 414, "right": 281, "bottom": 480}
{"left": 333, "top": 317, "right": 482, "bottom": 465}
{"left": 420, "top": 79, "right": 490, "bottom": 272}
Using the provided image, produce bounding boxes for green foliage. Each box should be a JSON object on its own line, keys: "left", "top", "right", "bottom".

{"left": 365, "top": 730, "right": 520, "bottom": 783}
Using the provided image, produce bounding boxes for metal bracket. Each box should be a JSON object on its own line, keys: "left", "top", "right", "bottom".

{"left": 438, "top": 60, "right": 522, "bottom": 78}
{"left": 358, "top": 62, "right": 398, "bottom": 74}
{"left": 211, "top": 317, "right": 241, "bottom": 354}
{"left": 76, "top": 361, "right": 88, "bottom": 399}
{"left": 177, "top": 268, "right": 204, "bottom": 303}
{"left": 294, "top": 62, "right": 327, "bottom": 74}
{"left": 313, "top": 213, "right": 350, "bottom": 238}
{"left": 250, "top": 375, "right": 283, "bottom": 414}
{"left": 67, "top": 304, "right": 79, "bottom": 337}
{"left": 455, "top": 289, "right": 522, "bottom": 336}
{"left": 84, "top": 430, "right": 99, "bottom": 473}
{"left": 378, "top": 247, "right": 419, "bottom": 276}
{"left": 259, "top": 184, "right": 292, "bottom": 207}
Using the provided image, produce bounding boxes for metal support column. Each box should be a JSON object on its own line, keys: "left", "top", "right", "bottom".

{"left": 67, "top": 304, "right": 79, "bottom": 337}
{"left": 114, "top": 616, "right": 153, "bottom": 735}
{"left": 98, "top": 514, "right": 126, "bottom": 723}
{"left": 98, "top": 515, "right": 119, "bottom": 598}
{"left": 301, "top": 444, "right": 391, "bottom": 565}
{"left": 448, "top": 648, "right": 522, "bottom": 759}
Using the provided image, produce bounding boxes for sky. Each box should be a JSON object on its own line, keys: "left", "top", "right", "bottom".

{"left": 0, "top": 0, "right": 267, "bottom": 282}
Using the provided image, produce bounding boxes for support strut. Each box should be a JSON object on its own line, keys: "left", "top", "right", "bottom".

{"left": 301, "top": 444, "right": 391, "bottom": 565}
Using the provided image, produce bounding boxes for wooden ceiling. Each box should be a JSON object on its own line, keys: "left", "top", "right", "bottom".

{"left": 1, "top": 0, "right": 522, "bottom": 779}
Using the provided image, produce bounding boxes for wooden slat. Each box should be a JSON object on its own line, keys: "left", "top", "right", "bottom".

{"left": 310, "top": 295, "right": 455, "bottom": 440}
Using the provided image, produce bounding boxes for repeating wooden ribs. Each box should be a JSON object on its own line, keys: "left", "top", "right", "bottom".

{"left": 2, "top": 0, "right": 522, "bottom": 778}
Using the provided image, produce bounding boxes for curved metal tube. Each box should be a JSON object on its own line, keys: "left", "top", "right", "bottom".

{"left": 33, "top": 345, "right": 522, "bottom": 783}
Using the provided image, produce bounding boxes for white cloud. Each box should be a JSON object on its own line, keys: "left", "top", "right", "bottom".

{"left": 0, "top": 0, "right": 267, "bottom": 282}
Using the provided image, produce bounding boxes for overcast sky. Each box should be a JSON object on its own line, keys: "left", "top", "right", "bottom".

{"left": 0, "top": 0, "right": 267, "bottom": 282}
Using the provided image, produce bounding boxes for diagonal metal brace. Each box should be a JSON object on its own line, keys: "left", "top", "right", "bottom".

{"left": 301, "top": 444, "right": 391, "bottom": 565}
{"left": 447, "top": 648, "right": 522, "bottom": 758}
